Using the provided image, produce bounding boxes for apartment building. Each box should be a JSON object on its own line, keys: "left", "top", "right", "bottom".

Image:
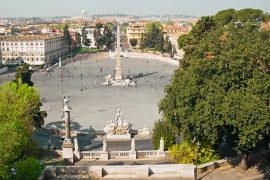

{"left": 126, "top": 22, "right": 147, "bottom": 48}
{"left": 0, "top": 34, "right": 68, "bottom": 65}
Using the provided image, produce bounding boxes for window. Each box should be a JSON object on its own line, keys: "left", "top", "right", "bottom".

{"left": 7, "top": 48, "right": 9, "bottom": 51}
{"left": 1, "top": 43, "right": 4, "bottom": 46}
{"left": 21, "top": 43, "right": 23, "bottom": 46}
{"left": 40, "top": 42, "right": 43, "bottom": 46}
{"left": 26, "top": 43, "right": 29, "bottom": 46}
{"left": 15, "top": 43, "right": 18, "bottom": 46}
{"left": 36, "top": 43, "right": 38, "bottom": 46}
{"left": 10, "top": 43, "right": 13, "bottom": 46}
{"left": 30, "top": 43, "right": 33, "bottom": 46}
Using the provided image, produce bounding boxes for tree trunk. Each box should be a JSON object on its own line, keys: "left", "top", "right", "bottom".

{"left": 239, "top": 152, "right": 249, "bottom": 170}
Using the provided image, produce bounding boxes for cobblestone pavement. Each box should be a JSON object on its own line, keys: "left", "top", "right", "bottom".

{"left": 0, "top": 57, "right": 176, "bottom": 131}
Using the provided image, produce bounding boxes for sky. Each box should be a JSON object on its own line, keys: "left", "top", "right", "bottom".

{"left": 0, "top": 0, "right": 269, "bottom": 17}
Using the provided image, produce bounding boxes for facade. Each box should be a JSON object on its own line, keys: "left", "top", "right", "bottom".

{"left": 0, "top": 34, "right": 68, "bottom": 65}
{"left": 126, "top": 22, "right": 147, "bottom": 48}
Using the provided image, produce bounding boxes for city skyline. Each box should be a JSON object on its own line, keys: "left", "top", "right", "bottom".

{"left": 0, "top": 0, "right": 269, "bottom": 18}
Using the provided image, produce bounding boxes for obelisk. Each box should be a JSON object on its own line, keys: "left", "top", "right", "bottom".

{"left": 115, "top": 24, "right": 122, "bottom": 81}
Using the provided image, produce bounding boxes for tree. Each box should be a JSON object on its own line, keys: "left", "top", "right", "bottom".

{"left": 82, "top": 27, "right": 91, "bottom": 47}
{"left": 129, "top": 38, "right": 138, "bottom": 48}
{"left": 75, "top": 32, "right": 82, "bottom": 49}
{"left": 94, "top": 23, "right": 105, "bottom": 49}
{"left": 0, "top": 80, "right": 44, "bottom": 178}
{"left": 164, "top": 35, "right": 172, "bottom": 54}
{"left": 14, "top": 63, "right": 33, "bottom": 87}
{"left": 141, "top": 22, "right": 164, "bottom": 52}
{"left": 159, "top": 9, "right": 270, "bottom": 169}
{"left": 63, "top": 24, "right": 72, "bottom": 47}
{"left": 93, "top": 23, "right": 116, "bottom": 50}
{"left": 152, "top": 119, "right": 175, "bottom": 150}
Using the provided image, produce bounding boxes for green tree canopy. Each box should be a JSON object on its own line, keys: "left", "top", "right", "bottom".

{"left": 160, "top": 9, "right": 270, "bottom": 156}
{"left": 152, "top": 119, "right": 175, "bottom": 150}
{"left": 141, "top": 22, "right": 164, "bottom": 52}
{"left": 0, "top": 80, "right": 44, "bottom": 178}
{"left": 64, "top": 24, "right": 72, "bottom": 47}
{"left": 129, "top": 38, "right": 138, "bottom": 48}
{"left": 94, "top": 23, "right": 115, "bottom": 50}
{"left": 82, "top": 27, "right": 91, "bottom": 47}
{"left": 14, "top": 63, "right": 33, "bottom": 87}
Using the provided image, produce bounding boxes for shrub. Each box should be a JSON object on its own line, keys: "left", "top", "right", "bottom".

{"left": 169, "top": 141, "right": 219, "bottom": 164}
{"left": 152, "top": 119, "right": 175, "bottom": 150}
{"left": 14, "top": 157, "right": 43, "bottom": 180}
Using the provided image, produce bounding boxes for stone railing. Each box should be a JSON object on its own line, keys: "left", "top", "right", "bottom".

{"left": 109, "top": 151, "right": 130, "bottom": 159}
{"left": 137, "top": 150, "right": 158, "bottom": 158}
{"left": 81, "top": 151, "right": 102, "bottom": 159}
{"left": 80, "top": 150, "right": 167, "bottom": 160}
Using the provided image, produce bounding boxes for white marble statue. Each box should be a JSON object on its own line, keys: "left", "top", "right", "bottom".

{"left": 63, "top": 95, "right": 70, "bottom": 109}
{"left": 159, "top": 137, "right": 164, "bottom": 151}
{"left": 115, "top": 109, "right": 123, "bottom": 127}
{"left": 131, "top": 138, "right": 136, "bottom": 151}
{"left": 103, "top": 138, "right": 107, "bottom": 152}
{"left": 74, "top": 137, "right": 79, "bottom": 151}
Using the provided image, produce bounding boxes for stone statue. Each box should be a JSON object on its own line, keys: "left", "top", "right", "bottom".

{"left": 123, "top": 120, "right": 129, "bottom": 129}
{"left": 131, "top": 138, "right": 136, "bottom": 151}
{"left": 74, "top": 137, "right": 79, "bottom": 151}
{"left": 115, "top": 109, "right": 123, "bottom": 127}
{"left": 63, "top": 95, "right": 70, "bottom": 109}
{"left": 159, "top": 137, "right": 164, "bottom": 151}
{"left": 103, "top": 138, "right": 107, "bottom": 152}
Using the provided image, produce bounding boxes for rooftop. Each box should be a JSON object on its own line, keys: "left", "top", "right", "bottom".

{"left": 0, "top": 33, "right": 64, "bottom": 41}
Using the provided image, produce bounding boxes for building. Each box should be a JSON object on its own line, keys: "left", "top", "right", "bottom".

{"left": 126, "top": 22, "right": 147, "bottom": 48}
{"left": 77, "top": 27, "right": 97, "bottom": 48}
{"left": 0, "top": 34, "right": 68, "bottom": 65}
{"left": 163, "top": 25, "right": 191, "bottom": 37}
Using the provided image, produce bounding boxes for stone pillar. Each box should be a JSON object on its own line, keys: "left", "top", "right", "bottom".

{"left": 62, "top": 96, "right": 74, "bottom": 164}
{"left": 115, "top": 24, "right": 122, "bottom": 81}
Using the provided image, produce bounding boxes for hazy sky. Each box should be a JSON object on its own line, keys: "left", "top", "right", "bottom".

{"left": 0, "top": 0, "right": 269, "bottom": 17}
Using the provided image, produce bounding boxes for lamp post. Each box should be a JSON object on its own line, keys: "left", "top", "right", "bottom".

{"left": 48, "top": 138, "right": 51, "bottom": 163}
{"left": 80, "top": 73, "right": 83, "bottom": 91}
{"left": 195, "top": 141, "right": 201, "bottom": 180}
{"left": 11, "top": 167, "right": 16, "bottom": 180}
{"left": 146, "top": 60, "right": 149, "bottom": 73}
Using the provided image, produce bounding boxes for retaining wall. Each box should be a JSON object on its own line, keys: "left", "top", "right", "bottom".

{"left": 40, "top": 164, "right": 195, "bottom": 179}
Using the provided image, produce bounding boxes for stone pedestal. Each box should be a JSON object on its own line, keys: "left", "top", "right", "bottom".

{"left": 130, "top": 151, "right": 137, "bottom": 160}
{"left": 158, "top": 151, "right": 166, "bottom": 158}
{"left": 101, "top": 152, "right": 109, "bottom": 160}
{"left": 74, "top": 150, "right": 81, "bottom": 161}
{"left": 62, "top": 140, "right": 74, "bottom": 164}
{"left": 106, "top": 133, "right": 131, "bottom": 140}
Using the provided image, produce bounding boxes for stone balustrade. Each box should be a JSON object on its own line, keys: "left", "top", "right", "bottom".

{"left": 109, "top": 151, "right": 130, "bottom": 159}
{"left": 80, "top": 150, "right": 167, "bottom": 160}
{"left": 81, "top": 151, "right": 102, "bottom": 159}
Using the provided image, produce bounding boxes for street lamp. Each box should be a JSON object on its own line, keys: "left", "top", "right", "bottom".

{"left": 48, "top": 138, "right": 51, "bottom": 163}
{"left": 195, "top": 141, "right": 201, "bottom": 180}
{"left": 146, "top": 60, "right": 149, "bottom": 73}
{"left": 11, "top": 167, "right": 16, "bottom": 180}
{"left": 80, "top": 73, "right": 83, "bottom": 91}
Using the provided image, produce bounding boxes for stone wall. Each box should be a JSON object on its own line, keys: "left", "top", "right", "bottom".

{"left": 40, "top": 164, "right": 195, "bottom": 179}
